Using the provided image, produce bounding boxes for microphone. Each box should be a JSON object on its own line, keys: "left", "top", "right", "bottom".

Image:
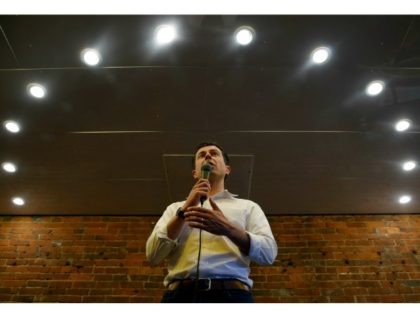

{"left": 200, "top": 163, "right": 213, "bottom": 205}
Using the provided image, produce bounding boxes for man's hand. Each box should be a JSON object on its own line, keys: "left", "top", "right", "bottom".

{"left": 184, "top": 198, "right": 232, "bottom": 236}
{"left": 185, "top": 198, "right": 251, "bottom": 254}
{"left": 166, "top": 179, "right": 210, "bottom": 240}
{"left": 183, "top": 179, "right": 211, "bottom": 210}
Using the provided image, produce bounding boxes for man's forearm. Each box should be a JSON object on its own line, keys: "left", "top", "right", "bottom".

{"left": 167, "top": 215, "right": 186, "bottom": 240}
{"left": 226, "top": 224, "right": 251, "bottom": 255}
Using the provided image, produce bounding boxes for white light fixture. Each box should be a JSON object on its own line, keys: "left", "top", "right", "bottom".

{"left": 1, "top": 162, "right": 17, "bottom": 173}
{"left": 398, "top": 195, "right": 411, "bottom": 204}
{"left": 311, "top": 47, "right": 330, "bottom": 64}
{"left": 12, "top": 197, "right": 25, "bottom": 206}
{"left": 234, "top": 26, "right": 255, "bottom": 46}
{"left": 395, "top": 119, "right": 411, "bottom": 132}
{"left": 366, "top": 80, "right": 384, "bottom": 96}
{"left": 81, "top": 48, "right": 101, "bottom": 66}
{"left": 3, "top": 120, "right": 21, "bottom": 133}
{"left": 27, "top": 83, "right": 46, "bottom": 98}
{"left": 402, "top": 160, "right": 416, "bottom": 172}
{"left": 155, "top": 24, "right": 177, "bottom": 45}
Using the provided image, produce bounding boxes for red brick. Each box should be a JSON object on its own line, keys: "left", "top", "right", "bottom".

{"left": 57, "top": 295, "right": 83, "bottom": 302}
{"left": 12, "top": 295, "right": 35, "bottom": 302}
{"left": 364, "top": 295, "right": 404, "bottom": 302}
{"left": 0, "top": 214, "right": 418, "bottom": 303}
{"left": 72, "top": 281, "right": 96, "bottom": 288}
{"left": 404, "top": 295, "right": 420, "bottom": 302}
{"left": 106, "top": 296, "right": 130, "bottom": 302}
{"left": 82, "top": 296, "right": 107, "bottom": 302}
{"left": 18, "top": 287, "right": 44, "bottom": 295}
{"left": 0, "top": 294, "right": 13, "bottom": 301}
{"left": 330, "top": 295, "right": 355, "bottom": 302}
{"left": 130, "top": 296, "right": 157, "bottom": 302}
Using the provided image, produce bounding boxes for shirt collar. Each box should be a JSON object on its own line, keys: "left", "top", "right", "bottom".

{"left": 211, "top": 189, "right": 238, "bottom": 200}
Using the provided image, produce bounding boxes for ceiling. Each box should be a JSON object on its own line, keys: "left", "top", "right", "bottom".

{"left": 0, "top": 15, "right": 419, "bottom": 216}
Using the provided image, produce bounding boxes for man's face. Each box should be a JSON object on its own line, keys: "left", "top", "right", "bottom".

{"left": 192, "top": 145, "right": 231, "bottom": 181}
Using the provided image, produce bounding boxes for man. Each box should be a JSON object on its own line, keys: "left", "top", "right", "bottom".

{"left": 146, "top": 142, "right": 277, "bottom": 303}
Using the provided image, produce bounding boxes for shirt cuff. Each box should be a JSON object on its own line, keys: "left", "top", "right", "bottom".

{"left": 246, "top": 231, "right": 275, "bottom": 265}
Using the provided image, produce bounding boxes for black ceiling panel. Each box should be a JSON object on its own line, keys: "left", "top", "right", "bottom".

{"left": 0, "top": 15, "right": 419, "bottom": 215}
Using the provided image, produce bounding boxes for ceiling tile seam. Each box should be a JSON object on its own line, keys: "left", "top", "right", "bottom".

{"left": 0, "top": 24, "right": 21, "bottom": 67}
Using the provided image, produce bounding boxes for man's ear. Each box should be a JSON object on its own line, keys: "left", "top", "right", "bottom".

{"left": 192, "top": 169, "right": 199, "bottom": 179}
{"left": 225, "top": 165, "right": 231, "bottom": 176}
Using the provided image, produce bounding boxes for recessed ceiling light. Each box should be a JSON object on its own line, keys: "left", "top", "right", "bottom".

{"left": 81, "top": 48, "right": 101, "bottom": 66}
{"left": 366, "top": 80, "right": 384, "bottom": 96}
{"left": 402, "top": 160, "right": 416, "bottom": 172}
{"left": 398, "top": 195, "right": 411, "bottom": 204}
{"left": 395, "top": 119, "right": 411, "bottom": 132}
{"left": 27, "top": 83, "right": 46, "bottom": 98}
{"left": 1, "top": 162, "right": 17, "bottom": 173}
{"left": 234, "top": 26, "right": 255, "bottom": 46}
{"left": 3, "top": 120, "right": 21, "bottom": 133}
{"left": 12, "top": 197, "right": 25, "bottom": 206}
{"left": 311, "top": 47, "right": 330, "bottom": 64}
{"left": 155, "top": 25, "right": 177, "bottom": 45}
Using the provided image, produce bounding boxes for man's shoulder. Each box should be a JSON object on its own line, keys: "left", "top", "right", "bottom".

{"left": 165, "top": 200, "right": 185, "bottom": 211}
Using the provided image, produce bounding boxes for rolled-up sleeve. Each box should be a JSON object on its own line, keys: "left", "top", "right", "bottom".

{"left": 146, "top": 203, "right": 180, "bottom": 265}
{"left": 246, "top": 202, "right": 278, "bottom": 265}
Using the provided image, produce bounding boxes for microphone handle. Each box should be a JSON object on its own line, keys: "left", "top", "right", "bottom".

{"left": 200, "top": 195, "right": 206, "bottom": 206}
{"left": 199, "top": 166, "right": 212, "bottom": 206}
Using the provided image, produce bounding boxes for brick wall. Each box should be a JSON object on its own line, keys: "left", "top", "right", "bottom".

{"left": 0, "top": 215, "right": 419, "bottom": 302}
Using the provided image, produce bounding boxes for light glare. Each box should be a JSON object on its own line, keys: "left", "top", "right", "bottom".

{"left": 155, "top": 25, "right": 177, "bottom": 44}
{"left": 366, "top": 81, "right": 384, "bottom": 96}
{"left": 311, "top": 47, "right": 330, "bottom": 64}
{"left": 12, "top": 197, "right": 25, "bottom": 206}
{"left": 395, "top": 119, "right": 411, "bottom": 132}
{"left": 235, "top": 27, "right": 254, "bottom": 45}
{"left": 402, "top": 161, "right": 416, "bottom": 172}
{"left": 3, "top": 120, "right": 21, "bottom": 133}
{"left": 2, "top": 162, "right": 17, "bottom": 173}
{"left": 28, "top": 83, "right": 46, "bottom": 98}
{"left": 81, "top": 48, "right": 101, "bottom": 66}
{"left": 398, "top": 195, "right": 411, "bottom": 204}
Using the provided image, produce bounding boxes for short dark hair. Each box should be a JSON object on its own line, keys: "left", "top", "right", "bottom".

{"left": 192, "top": 142, "right": 230, "bottom": 168}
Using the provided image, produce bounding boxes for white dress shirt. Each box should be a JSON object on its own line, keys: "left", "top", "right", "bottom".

{"left": 146, "top": 190, "right": 278, "bottom": 288}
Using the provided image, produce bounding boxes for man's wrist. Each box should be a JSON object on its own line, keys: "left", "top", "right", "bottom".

{"left": 176, "top": 207, "right": 185, "bottom": 219}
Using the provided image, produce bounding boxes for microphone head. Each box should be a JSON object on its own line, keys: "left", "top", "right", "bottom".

{"left": 200, "top": 163, "right": 213, "bottom": 179}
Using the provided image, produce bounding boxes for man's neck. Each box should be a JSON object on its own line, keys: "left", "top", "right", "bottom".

{"left": 209, "top": 180, "right": 225, "bottom": 197}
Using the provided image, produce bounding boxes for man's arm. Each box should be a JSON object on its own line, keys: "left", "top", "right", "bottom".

{"left": 184, "top": 198, "right": 251, "bottom": 254}
{"left": 224, "top": 222, "right": 251, "bottom": 255}
{"left": 244, "top": 202, "right": 278, "bottom": 265}
{"left": 166, "top": 213, "right": 186, "bottom": 240}
{"left": 146, "top": 179, "right": 211, "bottom": 264}
{"left": 184, "top": 198, "right": 277, "bottom": 264}
{"left": 145, "top": 204, "right": 180, "bottom": 265}
{"left": 166, "top": 178, "right": 211, "bottom": 240}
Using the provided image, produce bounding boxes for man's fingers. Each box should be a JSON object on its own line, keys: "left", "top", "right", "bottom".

{"left": 184, "top": 209, "right": 212, "bottom": 219}
{"left": 209, "top": 198, "right": 221, "bottom": 211}
{"left": 185, "top": 215, "right": 207, "bottom": 222}
{"left": 195, "top": 179, "right": 209, "bottom": 185}
{"left": 194, "top": 180, "right": 211, "bottom": 189}
{"left": 186, "top": 222, "right": 206, "bottom": 230}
